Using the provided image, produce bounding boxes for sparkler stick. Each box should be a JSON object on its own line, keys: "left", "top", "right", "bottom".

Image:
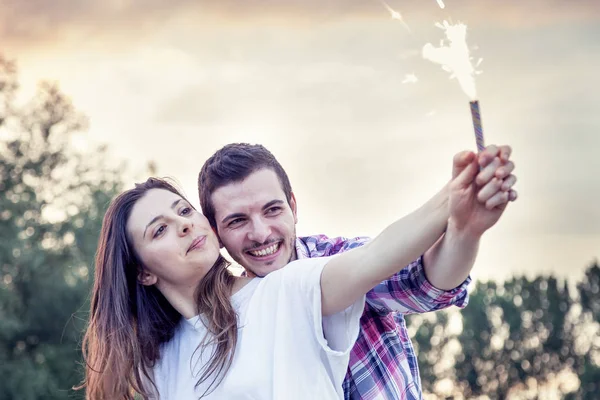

{"left": 470, "top": 100, "right": 485, "bottom": 152}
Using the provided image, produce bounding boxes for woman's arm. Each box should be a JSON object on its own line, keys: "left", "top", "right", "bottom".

{"left": 321, "top": 146, "right": 517, "bottom": 316}
{"left": 320, "top": 184, "right": 449, "bottom": 316}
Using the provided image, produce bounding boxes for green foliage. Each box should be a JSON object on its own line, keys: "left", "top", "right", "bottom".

{"left": 0, "top": 55, "right": 122, "bottom": 400}
{"left": 575, "top": 262, "right": 600, "bottom": 400}
{"left": 455, "top": 276, "right": 574, "bottom": 398}
{"left": 408, "top": 262, "right": 600, "bottom": 400}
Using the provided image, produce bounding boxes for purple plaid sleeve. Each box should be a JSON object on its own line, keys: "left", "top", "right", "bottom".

{"left": 366, "top": 256, "right": 471, "bottom": 315}
{"left": 297, "top": 234, "right": 472, "bottom": 400}
{"left": 296, "top": 234, "right": 370, "bottom": 258}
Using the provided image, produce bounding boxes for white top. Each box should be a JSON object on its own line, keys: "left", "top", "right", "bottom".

{"left": 150, "top": 256, "right": 364, "bottom": 400}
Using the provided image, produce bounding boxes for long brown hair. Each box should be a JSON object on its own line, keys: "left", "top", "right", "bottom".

{"left": 79, "top": 177, "right": 237, "bottom": 399}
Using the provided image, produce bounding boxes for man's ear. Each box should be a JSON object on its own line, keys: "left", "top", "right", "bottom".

{"left": 137, "top": 269, "right": 158, "bottom": 286}
{"left": 290, "top": 192, "right": 298, "bottom": 224}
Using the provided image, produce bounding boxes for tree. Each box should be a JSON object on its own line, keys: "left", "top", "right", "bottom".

{"left": 454, "top": 276, "right": 577, "bottom": 399}
{"left": 0, "top": 55, "right": 122, "bottom": 399}
{"left": 410, "top": 263, "right": 600, "bottom": 400}
{"left": 408, "top": 310, "right": 457, "bottom": 396}
{"left": 573, "top": 262, "right": 600, "bottom": 400}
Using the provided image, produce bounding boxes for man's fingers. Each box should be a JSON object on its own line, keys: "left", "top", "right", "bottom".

{"left": 479, "top": 144, "right": 512, "bottom": 167}
{"left": 478, "top": 145, "right": 499, "bottom": 167}
{"left": 453, "top": 151, "right": 476, "bottom": 179}
{"left": 485, "top": 190, "right": 510, "bottom": 210}
{"left": 495, "top": 161, "right": 515, "bottom": 180}
{"left": 476, "top": 157, "right": 501, "bottom": 186}
{"left": 500, "top": 174, "right": 518, "bottom": 192}
{"left": 453, "top": 157, "right": 479, "bottom": 188}
{"left": 508, "top": 189, "right": 518, "bottom": 202}
{"left": 499, "top": 145, "right": 512, "bottom": 162}
{"left": 477, "top": 177, "right": 503, "bottom": 203}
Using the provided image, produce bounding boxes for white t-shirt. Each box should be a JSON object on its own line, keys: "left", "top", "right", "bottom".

{"left": 151, "top": 256, "right": 364, "bottom": 400}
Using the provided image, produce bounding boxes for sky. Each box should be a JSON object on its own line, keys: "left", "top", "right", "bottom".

{"left": 2, "top": 0, "right": 599, "bottom": 282}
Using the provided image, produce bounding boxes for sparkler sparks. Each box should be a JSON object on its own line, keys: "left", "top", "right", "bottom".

{"left": 402, "top": 73, "right": 418, "bottom": 84}
{"left": 422, "top": 20, "right": 486, "bottom": 152}
{"left": 422, "top": 20, "right": 481, "bottom": 100}
{"left": 381, "top": 1, "right": 411, "bottom": 33}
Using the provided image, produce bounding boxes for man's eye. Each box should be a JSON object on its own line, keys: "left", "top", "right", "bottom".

{"left": 154, "top": 225, "right": 166, "bottom": 238}
{"left": 229, "top": 218, "right": 244, "bottom": 227}
{"left": 266, "top": 207, "right": 281, "bottom": 214}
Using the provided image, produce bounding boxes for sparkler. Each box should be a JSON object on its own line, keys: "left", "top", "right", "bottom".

{"left": 422, "top": 21, "right": 486, "bottom": 152}
{"left": 381, "top": 1, "right": 411, "bottom": 33}
{"left": 402, "top": 73, "right": 418, "bottom": 84}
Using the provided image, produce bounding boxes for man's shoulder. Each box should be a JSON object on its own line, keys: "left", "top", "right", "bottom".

{"left": 297, "top": 234, "right": 370, "bottom": 258}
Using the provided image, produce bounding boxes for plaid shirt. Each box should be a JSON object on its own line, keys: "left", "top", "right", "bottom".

{"left": 296, "top": 234, "right": 471, "bottom": 400}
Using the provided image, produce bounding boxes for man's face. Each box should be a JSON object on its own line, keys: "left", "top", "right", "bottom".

{"left": 211, "top": 168, "right": 298, "bottom": 277}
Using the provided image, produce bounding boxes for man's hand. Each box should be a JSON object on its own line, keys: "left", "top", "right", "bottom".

{"left": 420, "top": 145, "right": 517, "bottom": 290}
{"left": 449, "top": 145, "right": 518, "bottom": 237}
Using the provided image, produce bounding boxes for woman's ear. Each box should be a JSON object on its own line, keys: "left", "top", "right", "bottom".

{"left": 137, "top": 269, "right": 158, "bottom": 286}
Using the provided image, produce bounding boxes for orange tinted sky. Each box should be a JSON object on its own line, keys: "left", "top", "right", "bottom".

{"left": 2, "top": 0, "right": 599, "bottom": 281}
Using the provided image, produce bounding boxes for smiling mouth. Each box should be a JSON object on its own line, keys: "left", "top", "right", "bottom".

{"left": 246, "top": 242, "right": 281, "bottom": 258}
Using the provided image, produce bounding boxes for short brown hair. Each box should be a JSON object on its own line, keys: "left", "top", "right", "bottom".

{"left": 198, "top": 143, "right": 293, "bottom": 230}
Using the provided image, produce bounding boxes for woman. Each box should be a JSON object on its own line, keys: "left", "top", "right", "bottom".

{"left": 81, "top": 176, "right": 451, "bottom": 399}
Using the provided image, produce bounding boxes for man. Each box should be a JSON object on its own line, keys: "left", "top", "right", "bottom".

{"left": 197, "top": 143, "right": 517, "bottom": 399}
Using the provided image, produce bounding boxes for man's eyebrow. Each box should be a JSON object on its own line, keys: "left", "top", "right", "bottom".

{"left": 262, "top": 200, "right": 284, "bottom": 210}
{"left": 221, "top": 212, "right": 246, "bottom": 225}
{"left": 220, "top": 199, "right": 284, "bottom": 225}
{"left": 143, "top": 199, "right": 182, "bottom": 239}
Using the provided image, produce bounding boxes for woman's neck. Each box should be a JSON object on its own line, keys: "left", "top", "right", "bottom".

{"left": 159, "top": 276, "right": 253, "bottom": 319}
{"left": 159, "top": 283, "right": 198, "bottom": 319}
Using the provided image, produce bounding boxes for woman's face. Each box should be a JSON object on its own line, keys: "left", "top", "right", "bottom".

{"left": 126, "top": 188, "right": 221, "bottom": 289}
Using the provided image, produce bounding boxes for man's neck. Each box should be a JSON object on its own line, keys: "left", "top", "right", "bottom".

{"left": 289, "top": 234, "right": 303, "bottom": 261}
{"left": 231, "top": 276, "right": 253, "bottom": 295}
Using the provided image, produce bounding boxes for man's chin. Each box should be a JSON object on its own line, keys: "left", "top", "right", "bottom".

{"left": 242, "top": 251, "right": 289, "bottom": 274}
{"left": 247, "top": 259, "right": 287, "bottom": 277}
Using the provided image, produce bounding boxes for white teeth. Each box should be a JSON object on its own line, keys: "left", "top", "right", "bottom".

{"left": 249, "top": 243, "right": 279, "bottom": 257}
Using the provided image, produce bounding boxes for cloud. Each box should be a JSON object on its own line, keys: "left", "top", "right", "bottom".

{"left": 1, "top": 0, "right": 598, "bottom": 51}
{"left": 2, "top": 0, "right": 598, "bottom": 246}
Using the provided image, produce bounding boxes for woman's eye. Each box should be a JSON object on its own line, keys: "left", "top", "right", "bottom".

{"left": 181, "top": 207, "right": 191, "bottom": 215}
{"left": 154, "top": 225, "right": 166, "bottom": 238}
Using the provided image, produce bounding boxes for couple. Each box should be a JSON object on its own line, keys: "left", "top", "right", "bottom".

{"left": 82, "top": 143, "right": 517, "bottom": 399}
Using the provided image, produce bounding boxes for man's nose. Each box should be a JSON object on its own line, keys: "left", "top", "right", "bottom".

{"left": 247, "top": 218, "right": 271, "bottom": 244}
